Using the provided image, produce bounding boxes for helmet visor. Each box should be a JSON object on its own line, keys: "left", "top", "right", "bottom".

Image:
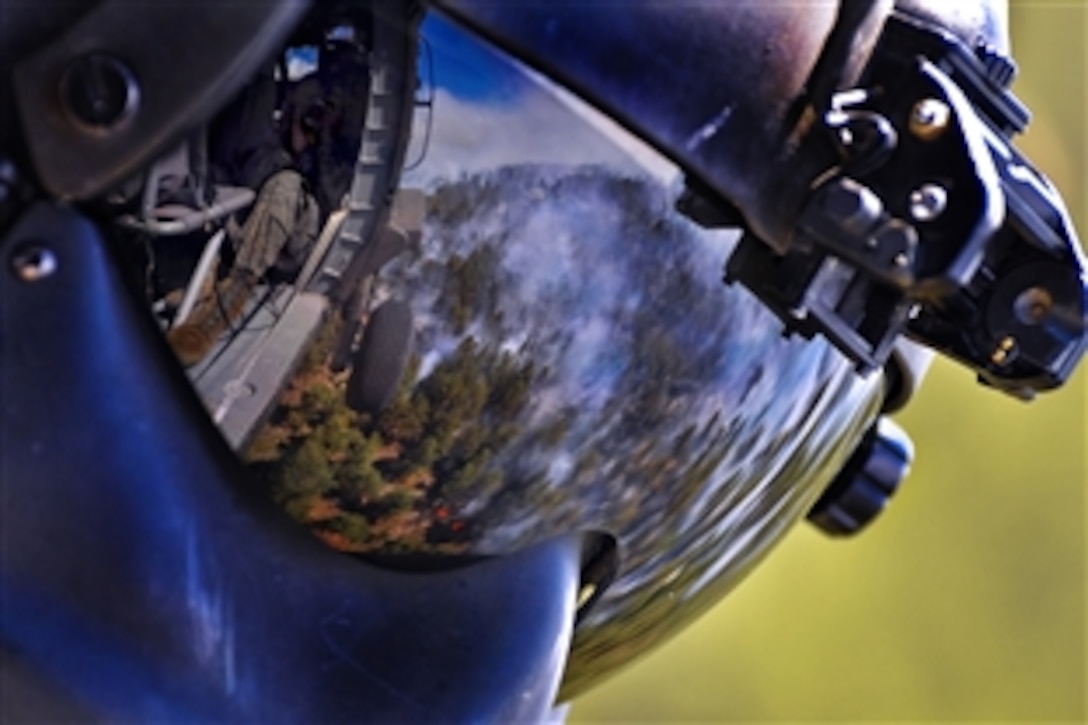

{"left": 130, "top": 8, "right": 882, "bottom": 698}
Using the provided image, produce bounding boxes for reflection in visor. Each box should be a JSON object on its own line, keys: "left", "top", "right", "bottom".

{"left": 240, "top": 12, "right": 719, "bottom": 556}
{"left": 123, "top": 9, "right": 880, "bottom": 698}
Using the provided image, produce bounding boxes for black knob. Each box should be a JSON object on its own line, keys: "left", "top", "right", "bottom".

{"left": 807, "top": 416, "right": 913, "bottom": 537}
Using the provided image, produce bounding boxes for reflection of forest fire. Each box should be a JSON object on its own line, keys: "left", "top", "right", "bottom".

{"left": 245, "top": 300, "right": 518, "bottom": 554}
{"left": 244, "top": 166, "right": 759, "bottom": 562}
{"left": 243, "top": 164, "right": 844, "bottom": 640}
{"left": 234, "top": 163, "right": 878, "bottom": 703}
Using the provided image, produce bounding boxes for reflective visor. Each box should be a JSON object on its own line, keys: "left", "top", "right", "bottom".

{"left": 128, "top": 9, "right": 882, "bottom": 698}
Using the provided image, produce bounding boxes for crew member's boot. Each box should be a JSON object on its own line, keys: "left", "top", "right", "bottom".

{"left": 166, "top": 271, "right": 256, "bottom": 367}
{"left": 167, "top": 169, "right": 316, "bottom": 367}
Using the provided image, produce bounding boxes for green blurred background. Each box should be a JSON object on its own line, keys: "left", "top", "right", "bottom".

{"left": 572, "top": 2, "right": 1086, "bottom": 722}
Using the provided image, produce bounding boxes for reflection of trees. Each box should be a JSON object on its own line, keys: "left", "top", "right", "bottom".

{"left": 440, "top": 245, "right": 502, "bottom": 335}
{"left": 243, "top": 161, "right": 857, "bottom": 703}
{"left": 398, "top": 166, "right": 766, "bottom": 562}
{"left": 248, "top": 164, "right": 828, "bottom": 641}
{"left": 255, "top": 165, "right": 752, "bottom": 555}
{"left": 246, "top": 318, "right": 392, "bottom": 551}
{"left": 381, "top": 336, "right": 535, "bottom": 506}
{"left": 246, "top": 300, "right": 537, "bottom": 554}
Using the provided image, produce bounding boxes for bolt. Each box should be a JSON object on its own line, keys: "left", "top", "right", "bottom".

{"left": 59, "top": 53, "right": 139, "bottom": 134}
{"left": 909, "top": 98, "right": 951, "bottom": 141}
{"left": 909, "top": 183, "right": 948, "bottom": 222}
{"left": 11, "top": 246, "right": 58, "bottom": 281}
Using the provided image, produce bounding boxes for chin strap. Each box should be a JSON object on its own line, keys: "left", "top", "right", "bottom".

{"left": 725, "top": 11, "right": 1086, "bottom": 400}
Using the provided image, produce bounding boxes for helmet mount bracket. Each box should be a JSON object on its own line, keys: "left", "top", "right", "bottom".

{"left": 724, "top": 12, "right": 1087, "bottom": 399}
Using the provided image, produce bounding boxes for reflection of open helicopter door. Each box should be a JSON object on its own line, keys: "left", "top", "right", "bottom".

{"left": 193, "top": 0, "right": 421, "bottom": 450}
{"left": 330, "top": 28, "right": 435, "bottom": 415}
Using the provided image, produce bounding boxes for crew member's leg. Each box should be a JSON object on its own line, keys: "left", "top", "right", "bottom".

{"left": 167, "top": 170, "right": 319, "bottom": 366}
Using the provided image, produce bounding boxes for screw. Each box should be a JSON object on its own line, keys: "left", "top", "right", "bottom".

{"left": 59, "top": 53, "right": 139, "bottom": 134}
{"left": 909, "top": 183, "right": 948, "bottom": 222}
{"left": 11, "top": 246, "right": 58, "bottom": 281}
{"left": 909, "top": 98, "right": 951, "bottom": 141}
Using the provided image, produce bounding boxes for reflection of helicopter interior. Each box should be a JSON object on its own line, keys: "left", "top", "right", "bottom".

{"left": 114, "top": 1, "right": 423, "bottom": 450}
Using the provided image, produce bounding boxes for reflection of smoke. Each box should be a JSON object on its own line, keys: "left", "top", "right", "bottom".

{"left": 380, "top": 165, "right": 833, "bottom": 561}
{"left": 405, "top": 89, "right": 675, "bottom": 187}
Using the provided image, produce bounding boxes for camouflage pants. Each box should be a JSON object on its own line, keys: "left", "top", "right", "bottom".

{"left": 166, "top": 169, "right": 320, "bottom": 367}
{"left": 233, "top": 169, "right": 320, "bottom": 280}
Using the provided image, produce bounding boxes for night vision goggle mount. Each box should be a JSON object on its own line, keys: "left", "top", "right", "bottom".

{"left": 725, "top": 12, "right": 1087, "bottom": 399}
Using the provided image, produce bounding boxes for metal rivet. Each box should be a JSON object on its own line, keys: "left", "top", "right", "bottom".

{"left": 11, "top": 246, "right": 58, "bottom": 281}
{"left": 909, "top": 183, "right": 948, "bottom": 222}
{"left": 909, "top": 98, "right": 951, "bottom": 141}
{"left": 59, "top": 53, "right": 139, "bottom": 134}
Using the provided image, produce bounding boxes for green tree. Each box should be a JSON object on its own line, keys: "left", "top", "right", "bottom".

{"left": 273, "top": 436, "right": 335, "bottom": 503}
